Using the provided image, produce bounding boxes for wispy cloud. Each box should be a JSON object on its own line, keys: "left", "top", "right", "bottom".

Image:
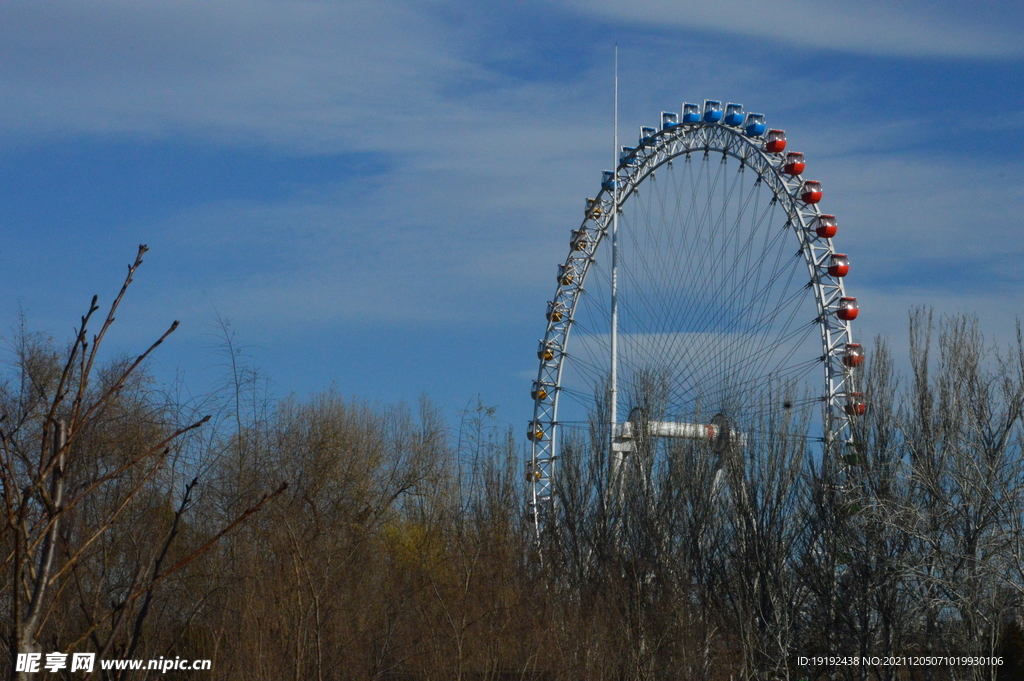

{"left": 557, "top": 0, "right": 1024, "bottom": 58}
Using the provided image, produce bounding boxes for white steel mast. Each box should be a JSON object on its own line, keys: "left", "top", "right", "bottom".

{"left": 609, "top": 46, "right": 620, "bottom": 479}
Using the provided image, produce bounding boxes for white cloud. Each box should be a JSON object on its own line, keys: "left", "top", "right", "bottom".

{"left": 557, "top": 0, "right": 1024, "bottom": 58}
{"left": 1, "top": 1, "right": 486, "bottom": 148}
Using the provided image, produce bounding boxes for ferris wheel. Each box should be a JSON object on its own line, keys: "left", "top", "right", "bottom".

{"left": 527, "top": 100, "right": 865, "bottom": 535}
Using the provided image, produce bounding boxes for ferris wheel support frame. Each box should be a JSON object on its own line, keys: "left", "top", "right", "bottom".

{"left": 527, "top": 117, "right": 859, "bottom": 537}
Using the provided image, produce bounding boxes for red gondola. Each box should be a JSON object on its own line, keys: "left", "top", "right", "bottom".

{"left": 845, "top": 393, "right": 867, "bottom": 416}
{"left": 828, "top": 253, "right": 850, "bottom": 277}
{"left": 783, "top": 152, "right": 805, "bottom": 175}
{"left": 814, "top": 214, "right": 837, "bottom": 238}
{"left": 842, "top": 343, "right": 865, "bottom": 368}
{"left": 801, "top": 181, "right": 823, "bottom": 204}
{"left": 837, "top": 297, "right": 859, "bottom": 321}
{"left": 764, "top": 129, "right": 786, "bottom": 153}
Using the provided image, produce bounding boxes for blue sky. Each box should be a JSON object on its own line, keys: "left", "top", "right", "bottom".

{"left": 2, "top": 0, "right": 1023, "bottom": 433}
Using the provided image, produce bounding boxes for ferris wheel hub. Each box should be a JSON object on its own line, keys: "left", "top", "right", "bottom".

{"left": 612, "top": 418, "right": 748, "bottom": 450}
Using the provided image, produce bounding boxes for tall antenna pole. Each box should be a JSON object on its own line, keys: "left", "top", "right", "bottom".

{"left": 610, "top": 46, "right": 620, "bottom": 471}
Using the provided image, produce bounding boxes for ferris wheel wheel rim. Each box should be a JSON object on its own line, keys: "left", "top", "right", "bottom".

{"left": 528, "top": 118, "right": 859, "bottom": 522}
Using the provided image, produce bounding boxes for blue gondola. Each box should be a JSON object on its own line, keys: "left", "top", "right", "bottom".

{"left": 724, "top": 103, "right": 744, "bottom": 126}
{"left": 682, "top": 103, "right": 701, "bottom": 123}
{"left": 744, "top": 113, "right": 767, "bottom": 137}
{"left": 703, "top": 100, "right": 722, "bottom": 123}
{"left": 619, "top": 146, "right": 638, "bottom": 166}
{"left": 639, "top": 127, "right": 657, "bottom": 144}
{"left": 602, "top": 170, "right": 615, "bottom": 191}
{"left": 661, "top": 112, "right": 679, "bottom": 129}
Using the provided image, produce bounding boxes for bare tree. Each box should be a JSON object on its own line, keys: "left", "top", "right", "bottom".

{"left": 0, "top": 247, "right": 284, "bottom": 680}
